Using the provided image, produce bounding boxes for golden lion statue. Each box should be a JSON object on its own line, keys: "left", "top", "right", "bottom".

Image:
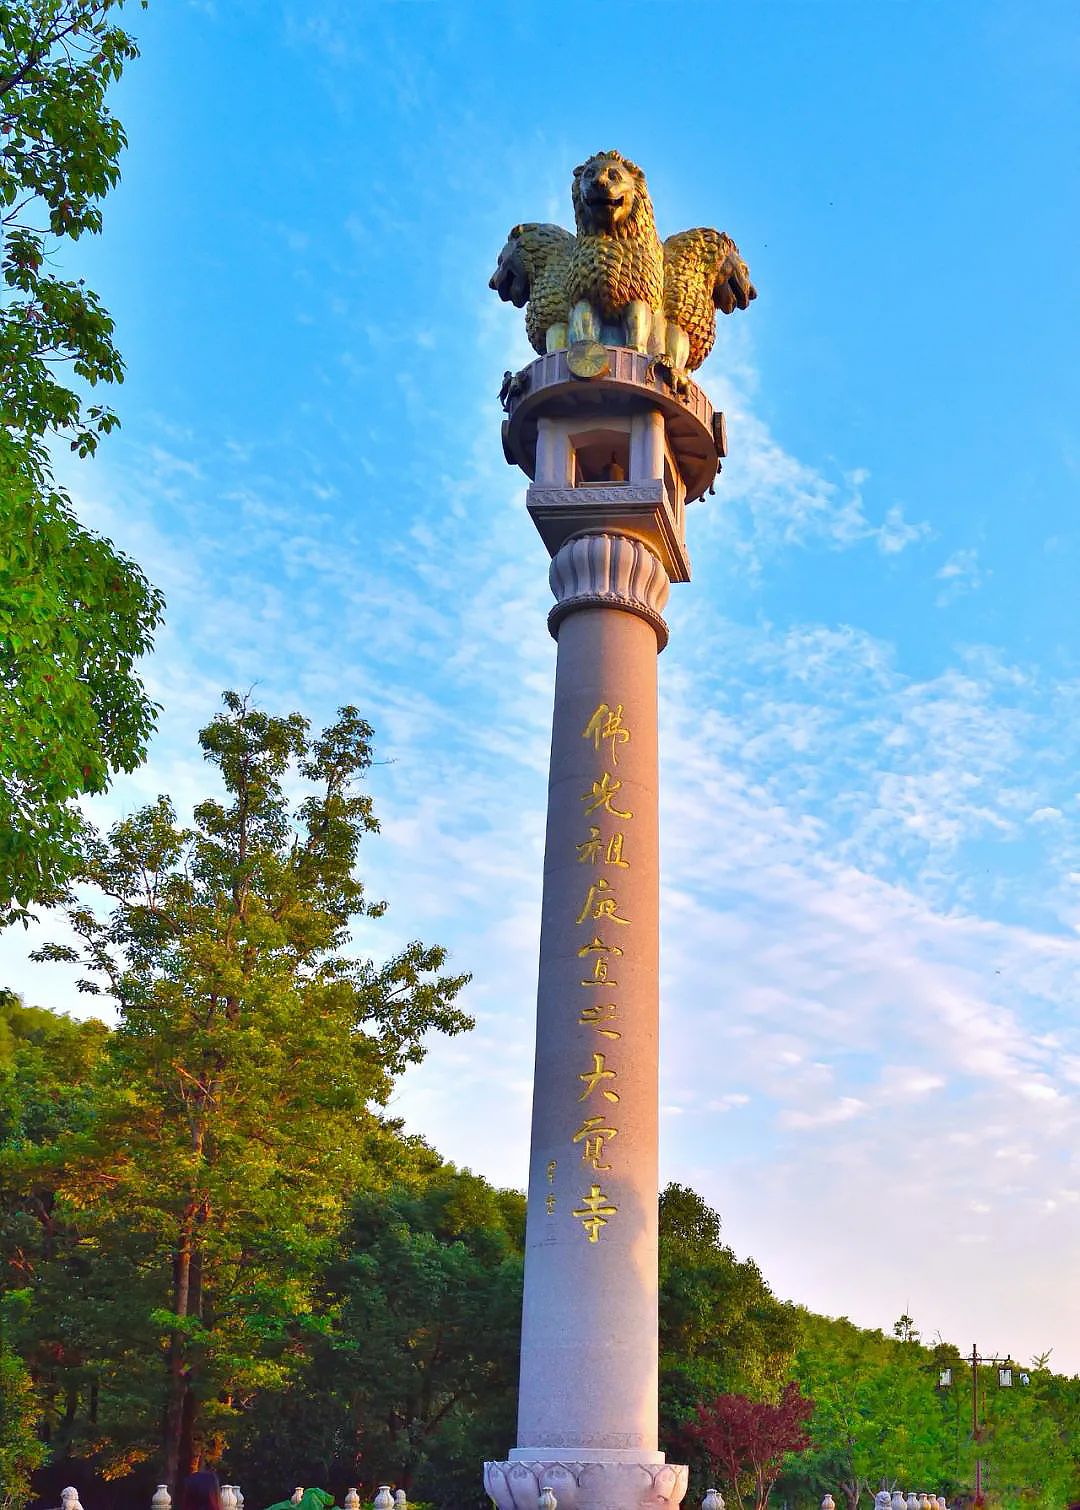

{"left": 490, "top": 152, "right": 755, "bottom": 394}
{"left": 489, "top": 222, "right": 574, "bottom": 355}
{"left": 567, "top": 151, "right": 663, "bottom": 354}
{"left": 655, "top": 227, "right": 757, "bottom": 393}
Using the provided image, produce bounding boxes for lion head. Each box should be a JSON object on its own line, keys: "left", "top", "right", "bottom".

{"left": 488, "top": 224, "right": 530, "bottom": 308}
{"left": 572, "top": 151, "right": 655, "bottom": 241}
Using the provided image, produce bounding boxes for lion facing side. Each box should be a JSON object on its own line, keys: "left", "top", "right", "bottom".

{"left": 489, "top": 222, "right": 574, "bottom": 355}
{"left": 661, "top": 227, "right": 757, "bottom": 373}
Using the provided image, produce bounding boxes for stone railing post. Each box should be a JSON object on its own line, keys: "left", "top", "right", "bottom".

{"left": 151, "top": 1487, "right": 172, "bottom": 1510}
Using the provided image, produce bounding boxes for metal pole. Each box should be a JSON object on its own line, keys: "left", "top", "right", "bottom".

{"left": 971, "top": 1344, "right": 981, "bottom": 1503}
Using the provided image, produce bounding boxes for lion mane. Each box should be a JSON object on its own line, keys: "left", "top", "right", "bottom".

{"left": 488, "top": 222, "right": 574, "bottom": 356}
{"left": 662, "top": 227, "right": 757, "bottom": 372}
{"left": 566, "top": 151, "right": 664, "bottom": 322}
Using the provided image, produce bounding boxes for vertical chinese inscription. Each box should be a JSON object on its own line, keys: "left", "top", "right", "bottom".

{"left": 570, "top": 700, "right": 635, "bottom": 1242}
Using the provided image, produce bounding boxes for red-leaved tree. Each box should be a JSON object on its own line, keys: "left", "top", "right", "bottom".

{"left": 677, "top": 1383, "right": 815, "bottom": 1510}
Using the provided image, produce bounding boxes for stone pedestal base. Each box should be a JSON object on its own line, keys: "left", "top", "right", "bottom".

{"left": 484, "top": 1458, "right": 688, "bottom": 1510}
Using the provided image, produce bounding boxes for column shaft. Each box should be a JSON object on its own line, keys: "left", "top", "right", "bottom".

{"left": 516, "top": 592, "right": 662, "bottom": 1456}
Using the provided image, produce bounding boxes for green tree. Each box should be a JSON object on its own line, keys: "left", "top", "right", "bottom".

{"left": 31, "top": 692, "right": 474, "bottom": 1489}
{"left": 789, "top": 1313, "right": 955, "bottom": 1510}
{"left": 0, "top": 0, "right": 163, "bottom": 924}
{"left": 658, "top": 1184, "right": 800, "bottom": 1443}
{"left": 232, "top": 1165, "right": 525, "bottom": 1507}
{"left": 0, "top": 1295, "right": 46, "bottom": 1510}
{"left": 0, "top": 989, "right": 108, "bottom": 1146}
{"left": 970, "top": 1361, "right": 1079, "bottom": 1510}
{"left": 0, "top": 995, "right": 108, "bottom": 1508}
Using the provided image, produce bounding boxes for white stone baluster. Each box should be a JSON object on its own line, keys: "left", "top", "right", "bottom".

{"left": 539, "top": 1491, "right": 558, "bottom": 1510}
{"left": 702, "top": 1493, "right": 725, "bottom": 1510}
{"left": 344, "top": 1493, "right": 360, "bottom": 1510}
{"left": 393, "top": 1494, "right": 406, "bottom": 1510}
{"left": 374, "top": 1489, "right": 394, "bottom": 1510}
{"left": 152, "top": 1487, "right": 172, "bottom": 1510}
{"left": 291, "top": 1493, "right": 304, "bottom": 1506}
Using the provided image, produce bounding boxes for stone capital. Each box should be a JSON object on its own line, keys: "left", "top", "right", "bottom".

{"left": 548, "top": 532, "right": 671, "bottom": 650}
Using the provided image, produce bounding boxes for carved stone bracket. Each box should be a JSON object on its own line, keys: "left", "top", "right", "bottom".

{"left": 548, "top": 533, "right": 671, "bottom": 650}
{"left": 484, "top": 1459, "right": 689, "bottom": 1510}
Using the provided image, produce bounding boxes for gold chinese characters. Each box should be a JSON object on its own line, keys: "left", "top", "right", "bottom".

{"left": 569, "top": 700, "right": 638, "bottom": 1241}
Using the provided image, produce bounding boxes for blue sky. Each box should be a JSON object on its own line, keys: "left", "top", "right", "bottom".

{"left": 4, "top": 1, "right": 1080, "bottom": 1372}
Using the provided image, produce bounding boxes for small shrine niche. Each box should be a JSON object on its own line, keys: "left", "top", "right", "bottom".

{"left": 572, "top": 427, "right": 630, "bottom": 486}
{"left": 536, "top": 411, "right": 684, "bottom": 513}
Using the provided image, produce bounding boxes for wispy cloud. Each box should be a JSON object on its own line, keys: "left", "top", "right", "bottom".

{"left": 936, "top": 546, "right": 985, "bottom": 605}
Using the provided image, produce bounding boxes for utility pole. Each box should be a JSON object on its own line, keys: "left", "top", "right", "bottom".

{"left": 971, "top": 1345, "right": 981, "bottom": 1504}
{"left": 951, "top": 1343, "right": 1024, "bottom": 1505}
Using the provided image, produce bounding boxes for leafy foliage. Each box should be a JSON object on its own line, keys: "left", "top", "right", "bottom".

{"left": 659, "top": 1183, "right": 801, "bottom": 1439}
{"left": 0, "top": 1, "right": 163, "bottom": 924}
{"left": 0, "top": 0, "right": 142, "bottom": 453}
{"left": 0, "top": 1300, "right": 47, "bottom": 1510}
{"left": 231, "top": 1168, "right": 525, "bottom": 1508}
{"left": 787, "top": 1313, "right": 957, "bottom": 1510}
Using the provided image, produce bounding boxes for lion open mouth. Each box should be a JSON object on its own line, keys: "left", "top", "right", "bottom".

{"left": 586, "top": 193, "right": 624, "bottom": 209}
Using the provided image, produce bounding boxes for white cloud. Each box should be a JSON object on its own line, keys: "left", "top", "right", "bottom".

{"left": 936, "top": 547, "right": 985, "bottom": 605}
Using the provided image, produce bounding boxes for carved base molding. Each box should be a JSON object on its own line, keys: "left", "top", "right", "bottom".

{"left": 484, "top": 1459, "right": 689, "bottom": 1510}
{"left": 548, "top": 532, "right": 671, "bottom": 649}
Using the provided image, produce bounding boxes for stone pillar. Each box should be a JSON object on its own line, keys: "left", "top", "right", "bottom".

{"left": 485, "top": 533, "right": 686, "bottom": 1510}
{"left": 487, "top": 342, "right": 720, "bottom": 1510}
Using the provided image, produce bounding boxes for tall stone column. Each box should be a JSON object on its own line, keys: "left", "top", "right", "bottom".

{"left": 484, "top": 344, "right": 724, "bottom": 1510}
{"left": 487, "top": 530, "right": 686, "bottom": 1510}
{"left": 517, "top": 533, "right": 667, "bottom": 1454}
{"left": 485, "top": 151, "right": 754, "bottom": 1510}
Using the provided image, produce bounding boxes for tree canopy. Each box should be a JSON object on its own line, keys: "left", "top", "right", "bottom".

{"left": 0, "top": 0, "right": 162, "bottom": 925}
